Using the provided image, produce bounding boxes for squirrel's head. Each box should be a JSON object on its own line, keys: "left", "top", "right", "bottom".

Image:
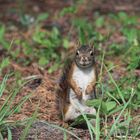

{"left": 74, "top": 45, "right": 95, "bottom": 69}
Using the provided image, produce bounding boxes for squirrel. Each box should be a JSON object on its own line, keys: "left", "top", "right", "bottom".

{"left": 59, "top": 43, "right": 97, "bottom": 122}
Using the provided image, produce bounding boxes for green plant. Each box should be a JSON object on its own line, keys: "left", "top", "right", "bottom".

{"left": 122, "top": 28, "right": 138, "bottom": 44}
{"left": 72, "top": 18, "right": 93, "bottom": 44}
{"left": 33, "top": 26, "right": 64, "bottom": 69}
{"left": 125, "top": 45, "right": 140, "bottom": 70}
{"left": 20, "top": 103, "right": 39, "bottom": 140}
{"left": 0, "top": 25, "right": 10, "bottom": 49}
{"left": 60, "top": 6, "right": 77, "bottom": 17}
{"left": 95, "top": 16, "right": 105, "bottom": 28}
{"left": 0, "top": 74, "right": 33, "bottom": 139}
{"left": 0, "top": 58, "right": 10, "bottom": 74}
{"left": 118, "top": 12, "right": 138, "bottom": 26}
{"left": 18, "top": 0, "right": 49, "bottom": 26}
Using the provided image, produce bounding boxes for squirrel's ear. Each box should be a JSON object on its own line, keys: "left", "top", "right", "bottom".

{"left": 89, "top": 40, "right": 94, "bottom": 51}
{"left": 75, "top": 40, "right": 80, "bottom": 49}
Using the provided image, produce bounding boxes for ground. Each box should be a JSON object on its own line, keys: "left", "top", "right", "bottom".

{"left": 0, "top": 0, "right": 140, "bottom": 139}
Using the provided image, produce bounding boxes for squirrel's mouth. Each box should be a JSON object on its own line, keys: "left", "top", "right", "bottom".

{"left": 81, "top": 61, "right": 91, "bottom": 65}
{"left": 76, "top": 61, "right": 93, "bottom": 68}
{"left": 75, "top": 58, "right": 94, "bottom": 69}
{"left": 82, "top": 63, "right": 89, "bottom": 66}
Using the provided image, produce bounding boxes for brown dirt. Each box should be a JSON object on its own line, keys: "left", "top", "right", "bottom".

{"left": 11, "top": 121, "right": 91, "bottom": 140}
{"left": 4, "top": 66, "right": 61, "bottom": 123}
{"left": 0, "top": 0, "right": 140, "bottom": 139}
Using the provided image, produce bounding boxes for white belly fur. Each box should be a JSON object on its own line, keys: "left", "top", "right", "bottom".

{"left": 65, "top": 66, "right": 96, "bottom": 121}
{"left": 71, "top": 66, "right": 95, "bottom": 101}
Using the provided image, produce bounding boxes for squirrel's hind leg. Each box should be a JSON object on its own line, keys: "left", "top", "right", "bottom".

{"left": 64, "top": 104, "right": 96, "bottom": 122}
{"left": 64, "top": 104, "right": 81, "bottom": 122}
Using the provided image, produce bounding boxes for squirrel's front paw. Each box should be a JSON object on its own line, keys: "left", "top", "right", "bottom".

{"left": 86, "top": 85, "right": 94, "bottom": 94}
{"left": 85, "top": 107, "right": 96, "bottom": 115}
{"left": 76, "top": 87, "right": 82, "bottom": 99}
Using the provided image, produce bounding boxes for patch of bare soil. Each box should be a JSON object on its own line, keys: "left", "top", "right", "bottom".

{"left": 11, "top": 121, "right": 91, "bottom": 140}
{"left": 7, "top": 67, "right": 61, "bottom": 123}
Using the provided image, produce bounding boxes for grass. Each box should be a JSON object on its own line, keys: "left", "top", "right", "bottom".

{"left": 0, "top": 1, "right": 140, "bottom": 139}
{"left": 20, "top": 102, "right": 39, "bottom": 140}
{"left": 0, "top": 74, "right": 39, "bottom": 139}
{"left": 84, "top": 68, "right": 139, "bottom": 139}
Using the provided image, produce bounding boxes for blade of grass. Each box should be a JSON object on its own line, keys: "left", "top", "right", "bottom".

{"left": 63, "top": 131, "right": 67, "bottom": 140}
{"left": 125, "top": 111, "right": 131, "bottom": 140}
{"left": 8, "top": 38, "right": 14, "bottom": 52}
{"left": 106, "top": 91, "right": 121, "bottom": 105}
{"left": 0, "top": 74, "right": 8, "bottom": 97}
{"left": 0, "top": 88, "right": 19, "bottom": 122}
{"left": 20, "top": 101, "right": 39, "bottom": 140}
{"left": 95, "top": 82, "right": 106, "bottom": 140}
{"left": 95, "top": 102, "right": 100, "bottom": 140}
{"left": 104, "top": 64, "right": 126, "bottom": 105}
{"left": 106, "top": 88, "right": 135, "bottom": 139}
{"left": 77, "top": 105, "right": 96, "bottom": 140}
{"left": 0, "top": 77, "right": 38, "bottom": 121}
{"left": 7, "top": 93, "right": 32, "bottom": 117}
{"left": 108, "top": 106, "right": 123, "bottom": 116}
{"left": 7, "top": 127, "right": 12, "bottom": 140}
{"left": 131, "top": 121, "right": 140, "bottom": 138}
{"left": 0, "top": 133, "right": 4, "bottom": 140}
{"left": 0, "top": 120, "right": 15, "bottom": 127}
{"left": 98, "top": 49, "right": 105, "bottom": 82}
{"left": 82, "top": 114, "right": 94, "bottom": 140}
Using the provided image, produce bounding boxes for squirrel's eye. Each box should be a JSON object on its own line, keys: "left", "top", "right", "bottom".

{"left": 76, "top": 51, "right": 79, "bottom": 56}
{"left": 90, "top": 51, "right": 93, "bottom": 56}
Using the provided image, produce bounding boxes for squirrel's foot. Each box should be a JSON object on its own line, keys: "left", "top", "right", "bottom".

{"left": 84, "top": 107, "right": 96, "bottom": 115}
{"left": 64, "top": 104, "right": 81, "bottom": 122}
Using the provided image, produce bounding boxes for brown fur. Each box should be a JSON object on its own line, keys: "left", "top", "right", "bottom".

{"left": 67, "top": 63, "right": 82, "bottom": 99}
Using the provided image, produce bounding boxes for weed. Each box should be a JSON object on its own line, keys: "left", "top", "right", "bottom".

{"left": 0, "top": 74, "right": 34, "bottom": 139}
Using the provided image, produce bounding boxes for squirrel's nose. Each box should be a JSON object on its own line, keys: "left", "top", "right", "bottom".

{"left": 82, "top": 57, "right": 88, "bottom": 62}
